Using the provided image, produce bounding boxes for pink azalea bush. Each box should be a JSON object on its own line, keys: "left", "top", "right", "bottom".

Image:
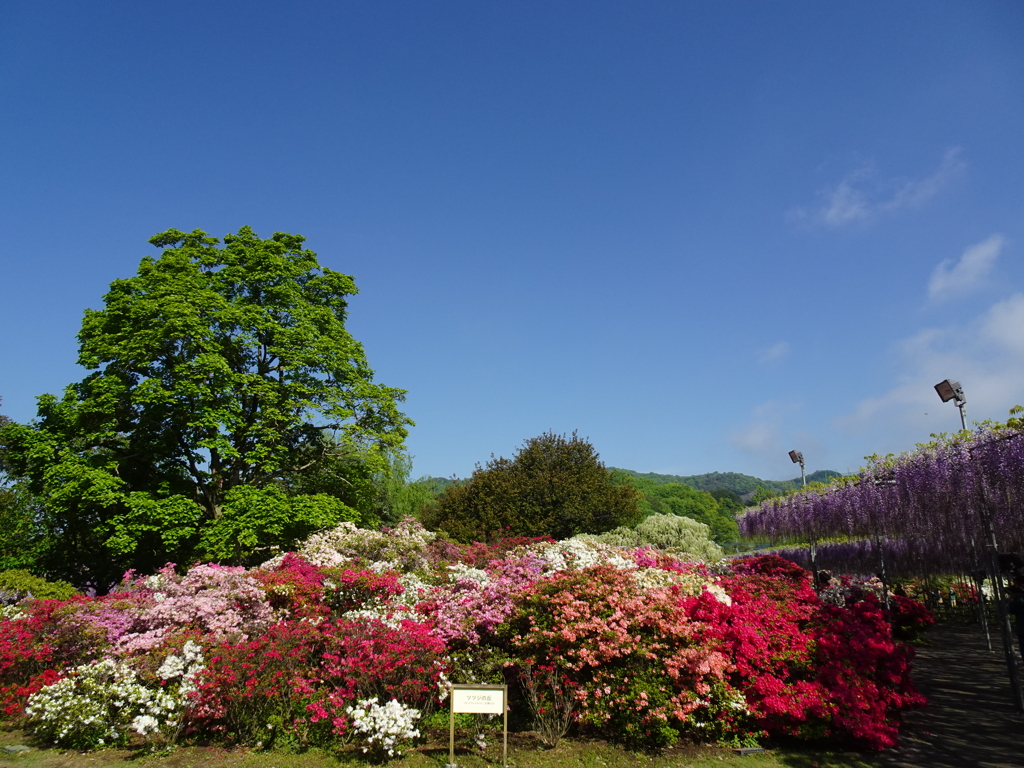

{"left": 0, "top": 520, "right": 928, "bottom": 755}
{"left": 504, "top": 563, "right": 740, "bottom": 749}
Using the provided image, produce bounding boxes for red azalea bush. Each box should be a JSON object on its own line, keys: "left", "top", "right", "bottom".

{"left": 190, "top": 620, "right": 329, "bottom": 746}
{"left": 249, "top": 555, "right": 403, "bottom": 619}
{"left": 812, "top": 594, "right": 925, "bottom": 750}
{"left": 683, "top": 556, "right": 828, "bottom": 739}
{"left": 0, "top": 614, "right": 57, "bottom": 717}
{"left": 191, "top": 616, "right": 447, "bottom": 747}
{"left": 0, "top": 596, "right": 98, "bottom": 717}
{"left": 887, "top": 594, "right": 935, "bottom": 644}
{"left": 683, "top": 556, "right": 925, "bottom": 750}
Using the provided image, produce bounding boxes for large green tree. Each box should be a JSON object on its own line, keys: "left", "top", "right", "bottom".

{"left": 0, "top": 398, "right": 42, "bottom": 572}
{"left": 423, "top": 432, "right": 643, "bottom": 542}
{"left": 0, "top": 227, "right": 412, "bottom": 584}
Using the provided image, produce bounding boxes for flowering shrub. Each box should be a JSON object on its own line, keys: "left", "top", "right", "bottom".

{"left": 505, "top": 564, "right": 739, "bottom": 750}
{"left": 685, "top": 556, "right": 828, "bottom": 738}
{"left": 812, "top": 595, "right": 925, "bottom": 749}
{"left": 24, "top": 645, "right": 201, "bottom": 750}
{"left": 683, "top": 555, "right": 925, "bottom": 750}
{"left": 2, "top": 522, "right": 928, "bottom": 755}
{"left": 888, "top": 594, "right": 935, "bottom": 644}
{"left": 190, "top": 616, "right": 446, "bottom": 748}
{"left": 346, "top": 697, "right": 421, "bottom": 758}
{"left": 251, "top": 554, "right": 403, "bottom": 620}
{"left": 425, "top": 535, "right": 555, "bottom": 570}
{"left": 418, "top": 553, "right": 546, "bottom": 646}
{"left": 275, "top": 518, "right": 436, "bottom": 572}
{"left": 119, "top": 564, "right": 275, "bottom": 651}
{"left": 0, "top": 612, "right": 59, "bottom": 717}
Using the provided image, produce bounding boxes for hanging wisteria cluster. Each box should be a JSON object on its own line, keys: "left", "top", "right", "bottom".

{"left": 740, "top": 418, "right": 1024, "bottom": 579}
{"left": 770, "top": 537, "right": 979, "bottom": 583}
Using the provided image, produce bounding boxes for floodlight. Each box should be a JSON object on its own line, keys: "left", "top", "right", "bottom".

{"left": 934, "top": 379, "right": 964, "bottom": 404}
{"left": 789, "top": 450, "right": 806, "bottom": 487}
{"left": 933, "top": 379, "right": 967, "bottom": 430}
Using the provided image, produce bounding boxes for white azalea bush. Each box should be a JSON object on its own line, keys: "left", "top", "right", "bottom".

{"left": 345, "top": 697, "right": 422, "bottom": 758}
{"left": 26, "top": 660, "right": 173, "bottom": 748}
{"left": 24, "top": 642, "right": 204, "bottom": 749}
{"left": 268, "top": 518, "right": 437, "bottom": 572}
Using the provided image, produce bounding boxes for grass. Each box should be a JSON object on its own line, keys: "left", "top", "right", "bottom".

{"left": 0, "top": 727, "right": 885, "bottom": 768}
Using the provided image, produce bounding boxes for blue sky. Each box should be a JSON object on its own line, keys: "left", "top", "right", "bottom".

{"left": 1, "top": 1, "right": 1023, "bottom": 481}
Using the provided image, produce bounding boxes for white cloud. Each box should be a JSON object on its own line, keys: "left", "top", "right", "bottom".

{"left": 982, "top": 292, "right": 1024, "bottom": 354}
{"left": 730, "top": 400, "right": 790, "bottom": 456}
{"left": 790, "top": 148, "right": 966, "bottom": 228}
{"left": 928, "top": 234, "right": 1004, "bottom": 303}
{"left": 837, "top": 293, "right": 1024, "bottom": 442}
{"left": 758, "top": 341, "right": 790, "bottom": 363}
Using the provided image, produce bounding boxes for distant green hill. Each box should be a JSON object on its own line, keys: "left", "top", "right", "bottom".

{"left": 609, "top": 468, "right": 841, "bottom": 497}
{"left": 426, "top": 468, "right": 842, "bottom": 501}
{"left": 423, "top": 476, "right": 459, "bottom": 492}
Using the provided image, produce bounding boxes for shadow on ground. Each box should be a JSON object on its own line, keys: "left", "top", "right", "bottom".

{"left": 870, "top": 622, "right": 1023, "bottom": 768}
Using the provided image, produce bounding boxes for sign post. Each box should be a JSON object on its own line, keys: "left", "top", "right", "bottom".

{"left": 448, "top": 683, "right": 507, "bottom": 768}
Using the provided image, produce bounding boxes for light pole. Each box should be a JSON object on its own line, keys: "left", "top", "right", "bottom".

{"left": 789, "top": 450, "right": 806, "bottom": 486}
{"left": 789, "top": 450, "right": 814, "bottom": 588}
{"left": 934, "top": 379, "right": 967, "bottom": 431}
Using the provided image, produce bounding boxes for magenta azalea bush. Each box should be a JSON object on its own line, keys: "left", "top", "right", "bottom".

{"left": 0, "top": 520, "right": 926, "bottom": 755}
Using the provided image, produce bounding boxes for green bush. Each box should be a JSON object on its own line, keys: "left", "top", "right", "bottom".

{"left": 424, "top": 432, "right": 643, "bottom": 542}
{"left": 0, "top": 569, "right": 78, "bottom": 602}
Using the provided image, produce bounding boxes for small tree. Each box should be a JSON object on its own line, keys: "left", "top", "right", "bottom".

{"left": 424, "top": 432, "right": 643, "bottom": 542}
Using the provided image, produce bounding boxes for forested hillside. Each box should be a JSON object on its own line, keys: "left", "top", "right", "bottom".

{"left": 610, "top": 468, "right": 842, "bottom": 497}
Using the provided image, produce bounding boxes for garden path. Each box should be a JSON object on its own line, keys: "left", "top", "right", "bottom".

{"left": 878, "top": 622, "right": 1023, "bottom": 768}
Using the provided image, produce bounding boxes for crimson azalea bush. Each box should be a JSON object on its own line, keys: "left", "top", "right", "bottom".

{"left": 683, "top": 555, "right": 925, "bottom": 750}
{"left": 812, "top": 595, "right": 924, "bottom": 749}
{"left": 888, "top": 594, "right": 935, "bottom": 644}
{"left": 0, "top": 521, "right": 928, "bottom": 756}
{"left": 0, "top": 612, "right": 59, "bottom": 717}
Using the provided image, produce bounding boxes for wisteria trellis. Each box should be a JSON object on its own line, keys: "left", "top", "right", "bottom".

{"left": 739, "top": 418, "right": 1024, "bottom": 711}
{"left": 740, "top": 422, "right": 1024, "bottom": 570}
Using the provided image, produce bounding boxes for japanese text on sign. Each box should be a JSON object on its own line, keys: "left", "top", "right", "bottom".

{"left": 451, "top": 687, "right": 505, "bottom": 714}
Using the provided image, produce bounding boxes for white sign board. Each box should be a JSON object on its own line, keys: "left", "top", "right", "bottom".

{"left": 451, "top": 687, "right": 505, "bottom": 714}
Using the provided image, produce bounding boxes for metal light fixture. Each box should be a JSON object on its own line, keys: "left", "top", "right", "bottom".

{"left": 789, "top": 450, "right": 806, "bottom": 486}
{"left": 789, "top": 449, "right": 812, "bottom": 588}
{"left": 934, "top": 379, "right": 967, "bottom": 430}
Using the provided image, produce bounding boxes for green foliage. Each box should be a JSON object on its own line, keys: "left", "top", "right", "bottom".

{"left": 0, "top": 569, "right": 78, "bottom": 601}
{"left": 0, "top": 228, "right": 411, "bottom": 585}
{"left": 649, "top": 484, "right": 739, "bottom": 542}
{"left": 618, "top": 476, "right": 739, "bottom": 544}
{"left": 709, "top": 488, "right": 744, "bottom": 514}
{"left": 369, "top": 452, "right": 442, "bottom": 524}
{"left": 196, "top": 487, "right": 360, "bottom": 565}
{"left": 749, "top": 486, "right": 781, "bottom": 506}
{"left": 590, "top": 514, "right": 723, "bottom": 561}
{"left": 612, "top": 467, "right": 842, "bottom": 497}
{"left": 424, "top": 432, "right": 643, "bottom": 542}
